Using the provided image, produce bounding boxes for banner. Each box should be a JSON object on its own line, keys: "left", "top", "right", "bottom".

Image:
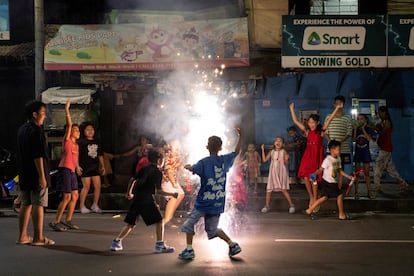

{"left": 0, "top": 0, "right": 9, "bottom": 40}
{"left": 388, "top": 15, "right": 414, "bottom": 68}
{"left": 44, "top": 18, "right": 249, "bottom": 71}
{"left": 282, "top": 15, "right": 387, "bottom": 68}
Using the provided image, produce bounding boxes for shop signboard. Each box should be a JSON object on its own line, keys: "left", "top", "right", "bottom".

{"left": 282, "top": 15, "right": 387, "bottom": 68}
{"left": 44, "top": 18, "right": 249, "bottom": 71}
{"left": 388, "top": 15, "right": 414, "bottom": 68}
{"left": 0, "top": 0, "right": 9, "bottom": 40}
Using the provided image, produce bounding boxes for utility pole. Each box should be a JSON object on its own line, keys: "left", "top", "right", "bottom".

{"left": 34, "top": 0, "right": 45, "bottom": 99}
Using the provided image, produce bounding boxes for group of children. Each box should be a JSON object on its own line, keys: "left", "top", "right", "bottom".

{"left": 257, "top": 96, "right": 409, "bottom": 220}
{"left": 44, "top": 96, "right": 410, "bottom": 259}
{"left": 48, "top": 99, "right": 106, "bottom": 232}
{"left": 110, "top": 128, "right": 243, "bottom": 260}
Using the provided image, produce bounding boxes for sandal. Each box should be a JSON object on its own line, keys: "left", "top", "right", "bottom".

{"left": 338, "top": 214, "right": 352, "bottom": 220}
{"left": 49, "top": 221, "right": 67, "bottom": 232}
{"left": 16, "top": 236, "right": 33, "bottom": 245}
{"left": 31, "top": 237, "right": 55, "bottom": 246}
{"left": 13, "top": 203, "right": 21, "bottom": 213}
{"left": 61, "top": 220, "right": 79, "bottom": 230}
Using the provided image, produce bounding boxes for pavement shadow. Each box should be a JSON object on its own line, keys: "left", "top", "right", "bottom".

{"left": 46, "top": 245, "right": 119, "bottom": 256}
{"left": 47, "top": 245, "right": 156, "bottom": 257}
{"left": 50, "top": 228, "right": 118, "bottom": 236}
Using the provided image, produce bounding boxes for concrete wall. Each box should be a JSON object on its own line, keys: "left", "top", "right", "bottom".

{"left": 255, "top": 71, "right": 414, "bottom": 180}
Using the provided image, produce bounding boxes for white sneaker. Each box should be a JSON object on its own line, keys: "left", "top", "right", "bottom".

{"left": 91, "top": 205, "right": 102, "bottom": 213}
{"left": 80, "top": 207, "right": 91, "bottom": 214}
{"left": 261, "top": 206, "right": 270, "bottom": 213}
{"left": 289, "top": 205, "right": 296, "bottom": 214}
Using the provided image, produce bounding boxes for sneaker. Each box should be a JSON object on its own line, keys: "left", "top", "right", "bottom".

{"left": 229, "top": 243, "right": 242, "bottom": 257}
{"left": 110, "top": 239, "right": 123, "bottom": 251}
{"left": 261, "top": 206, "right": 270, "bottom": 213}
{"left": 289, "top": 205, "right": 296, "bottom": 214}
{"left": 61, "top": 220, "right": 79, "bottom": 230}
{"left": 178, "top": 248, "right": 195, "bottom": 260}
{"left": 80, "top": 207, "right": 91, "bottom": 214}
{"left": 155, "top": 242, "right": 175, "bottom": 253}
{"left": 91, "top": 205, "right": 102, "bottom": 213}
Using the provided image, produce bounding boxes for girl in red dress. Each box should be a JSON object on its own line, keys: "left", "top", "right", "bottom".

{"left": 289, "top": 102, "right": 342, "bottom": 207}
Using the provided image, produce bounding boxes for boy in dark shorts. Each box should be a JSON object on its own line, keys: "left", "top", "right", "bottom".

{"left": 304, "top": 140, "right": 354, "bottom": 220}
{"left": 178, "top": 128, "right": 242, "bottom": 260}
{"left": 110, "top": 149, "right": 178, "bottom": 253}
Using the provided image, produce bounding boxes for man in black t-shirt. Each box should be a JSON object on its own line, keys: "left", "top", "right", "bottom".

{"left": 16, "top": 100, "right": 55, "bottom": 246}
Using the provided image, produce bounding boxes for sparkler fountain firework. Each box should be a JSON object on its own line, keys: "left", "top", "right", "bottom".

{"left": 136, "top": 63, "right": 248, "bottom": 235}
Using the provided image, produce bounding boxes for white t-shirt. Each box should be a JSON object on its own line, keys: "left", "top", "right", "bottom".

{"left": 321, "top": 155, "right": 342, "bottom": 183}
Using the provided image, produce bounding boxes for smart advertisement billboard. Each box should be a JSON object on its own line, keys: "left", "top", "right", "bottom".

{"left": 388, "top": 15, "right": 414, "bottom": 68}
{"left": 282, "top": 15, "right": 387, "bottom": 68}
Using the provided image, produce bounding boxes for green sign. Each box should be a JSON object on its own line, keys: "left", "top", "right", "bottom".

{"left": 282, "top": 15, "right": 387, "bottom": 68}
{"left": 388, "top": 15, "right": 414, "bottom": 68}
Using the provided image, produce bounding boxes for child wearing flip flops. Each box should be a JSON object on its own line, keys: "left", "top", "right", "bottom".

{"left": 304, "top": 140, "right": 354, "bottom": 220}
{"left": 49, "top": 99, "right": 81, "bottom": 232}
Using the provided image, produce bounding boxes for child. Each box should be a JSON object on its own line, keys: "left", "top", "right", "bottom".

{"left": 49, "top": 99, "right": 81, "bottom": 231}
{"left": 228, "top": 152, "right": 248, "bottom": 208}
{"left": 285, "top": 126, "right": 307, "bottom": 179}
{"left": 110, "top": 149, "right": 178, "bottom": 252}
{"left": 353, "top": 114, "right": 376, "bottom": 199}
{"left": 178, "top": 128, "right": 242, "bottom": 260}
{"left": 304, "top": 140, "right": 354, "bottom": 220}
{"left": 243, "top": 143, "right": 261, "bottom": 193}
{"left": 78, "top": 122, "right": 105, "bottom": 214}
{"left": 289, "top": 102, "right": 341, "bottom": 208}
{"left": 160, "top": 140, "right": 185, "bottom": 227}
{"left": 260, "top": 137, "right": 295, "bottom": 214}
{"left": 373, "top": 106, "right": 409, "bottom": 197}
{"left": 324, "top": 95, "right": 353, "bottom": 189}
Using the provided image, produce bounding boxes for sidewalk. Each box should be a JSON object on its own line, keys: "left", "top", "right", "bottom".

{"left": 1, "top": 180, "right": 413, "bottom": 214}
{"left": 82, "top": 179, "right": 414, "bottom": 214}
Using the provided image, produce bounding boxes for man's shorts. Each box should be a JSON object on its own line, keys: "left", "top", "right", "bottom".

{"left": 181, "top": 208, "right": 221, "bottom": 239}
{"left": 21, "top": 188, "right": 48, "bottom": 207}
{"left": 124, "top": 199, "right": 163, "bottom": 226}
{"left": 56, "top": 167, "right": 78, "bottom": 193}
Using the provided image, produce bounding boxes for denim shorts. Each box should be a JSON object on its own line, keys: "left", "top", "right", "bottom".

{"left": 181, "top": 208, "right": 221, "bottom": 239}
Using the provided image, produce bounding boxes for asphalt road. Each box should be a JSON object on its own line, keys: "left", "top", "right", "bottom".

{"left": 1, "top": 210, "right": 413, "bottom": 275}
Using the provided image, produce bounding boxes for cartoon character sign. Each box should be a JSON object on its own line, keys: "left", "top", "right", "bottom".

{"left": 180, "top": 27, "right": 200, "bottom": 59}
{"left": 145, "top": 27, "right": 174, "bottom": 60}
{"left": 118, "top": 37, "right": 143, "bottom": 62}
{"left": 222, "top": 30, "right": 240, "bottom": 58}
{"left": 201, "top": 25, "right": 217, "bottom": 58}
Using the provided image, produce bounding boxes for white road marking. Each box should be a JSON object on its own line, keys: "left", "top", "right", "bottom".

{"left": 275, "top": 239, "right": 414, "bottom": 243}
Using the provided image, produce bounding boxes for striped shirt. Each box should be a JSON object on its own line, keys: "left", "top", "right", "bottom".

{"left": 324, "top": 113, "right": 353, "bottom": 153}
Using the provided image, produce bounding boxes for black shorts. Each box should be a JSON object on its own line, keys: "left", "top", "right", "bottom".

{"left": 124, "top": 199, "right": 162, "bottom": 226}
{"left": 340, "top": 153, "right": 352, "bottom": 165}
{"left": 80, "top": 167, "right": 100, "bottom": 177}
{"left": 319, "top": 179, "right": 342, "bottom": 199}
